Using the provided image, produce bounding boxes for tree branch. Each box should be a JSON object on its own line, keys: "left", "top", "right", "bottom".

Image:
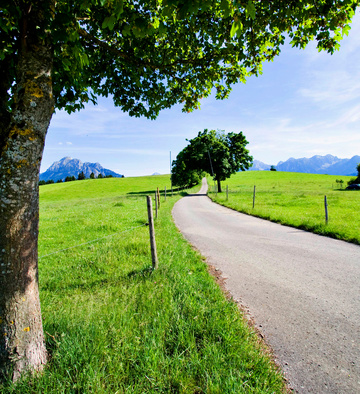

{"left": 78, "top": 27, "right": 221, "bottom": 73}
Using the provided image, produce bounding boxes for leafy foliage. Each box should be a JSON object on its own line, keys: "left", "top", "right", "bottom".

{"left": 172, "top": 129, "right": 252, "bottom": 191}
{"left": 1, "top": 0, "right": 358, "bottom": 119}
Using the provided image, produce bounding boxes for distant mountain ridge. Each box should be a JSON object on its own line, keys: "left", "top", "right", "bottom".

{"left": 249, "top": 154, "right": 360, "bottom": 176}
{"left": 40, "top": 157, "right": 123, "bottom": 182}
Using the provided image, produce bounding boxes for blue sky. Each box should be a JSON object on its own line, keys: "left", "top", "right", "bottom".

{"left": 42, "top": 13, "right": 360, "bottom": 177}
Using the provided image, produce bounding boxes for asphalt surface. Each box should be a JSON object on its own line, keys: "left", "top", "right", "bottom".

{"left": 172, "top": 179, "right": 360, "bottom": 393}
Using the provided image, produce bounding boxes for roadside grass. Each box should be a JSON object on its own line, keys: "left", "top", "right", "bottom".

{"left": 209, "top": 171, "right": 360, "bottom": 244}
{"left": 1, "top": 177, "right": 285, "bottom": 393}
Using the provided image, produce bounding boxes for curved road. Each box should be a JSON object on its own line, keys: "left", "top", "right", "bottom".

{"left": 172, "top": 179, "right": 360, "bottom": 393}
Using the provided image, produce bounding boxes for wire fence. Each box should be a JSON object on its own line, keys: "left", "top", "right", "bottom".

{"left": 39, "top": 223, "right": 148, "bottom": 260}
{"left": 39, "top": 184, "right": 193, "bottom": 263}
{"left": 208, "top": 184, "right": 334, "bottom": 225}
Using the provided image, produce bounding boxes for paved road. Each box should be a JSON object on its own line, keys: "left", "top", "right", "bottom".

{"left": 172, "top": 179, "right": 360, "bottom": 393}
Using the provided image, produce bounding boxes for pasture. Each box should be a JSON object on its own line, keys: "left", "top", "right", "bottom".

{"left": 1, "top": 176, "right": 285, "bottom": 393}
{"left": 209, "top": 171, "right": 360, "bottom": 244}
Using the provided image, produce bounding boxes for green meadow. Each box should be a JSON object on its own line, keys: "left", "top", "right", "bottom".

{"left": 209, "top": 171, "right": 360, "bottom": 244}
{"left": 2, "top": 176, "right": 285, "bottom": 393}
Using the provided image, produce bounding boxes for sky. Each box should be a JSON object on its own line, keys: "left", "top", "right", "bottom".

{"left": 41, "top": 13, "right": 360, "bottom": 177}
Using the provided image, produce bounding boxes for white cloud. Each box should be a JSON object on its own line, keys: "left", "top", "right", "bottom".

{"left": 298, "top": 70, "right": 360, "bottom": 107}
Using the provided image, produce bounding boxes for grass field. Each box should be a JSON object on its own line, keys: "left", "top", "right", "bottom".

{"left": 209, "top": 171, "right": 360, "bottom": 245}
{"left": 1, "top": 176, "right": 285, "bottom": 393}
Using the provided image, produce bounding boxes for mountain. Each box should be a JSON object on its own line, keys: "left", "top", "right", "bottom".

{"left": 248, "top": 155, "right": 360, "bottom": 176}
{"left": 277, "top": 154, "right": 341, "bottom": 174}
{"left": 319, "top": 155, "right": 360, "bottom": 176}
{"left": 248, "top": 160, "right": 271, "bottom": 171}
{"left": 40, "top": 157, "right": 124, "bottom": 182}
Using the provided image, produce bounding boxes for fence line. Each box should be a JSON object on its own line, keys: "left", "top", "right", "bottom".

{"left": 39, "top": 186, "right": 171, "bottom": 261}
{"left": 39, "top": 223, "right": 147, "bottom": 260}
{"left": 210, "top": 185, "right": 331, "bottom": 223}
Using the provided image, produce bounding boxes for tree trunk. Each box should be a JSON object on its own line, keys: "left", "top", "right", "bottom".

{"left": 0, "top": 3, "right": 54, "bottom": 380}
{"left": 216, "top": 177, "right": 222, "bottom": 193}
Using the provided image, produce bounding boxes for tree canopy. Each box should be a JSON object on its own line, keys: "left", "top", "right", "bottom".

{"left": 172, "top": 129, "right": 252, "bottom": 192}
{"left": 1, "top": 0, "right": 358, "bottom": 123}
{"left": 0, "top": 0, "right": 359, "bottom": 381}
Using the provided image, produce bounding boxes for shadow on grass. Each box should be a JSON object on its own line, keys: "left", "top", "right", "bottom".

{"left": 42, "top": 278, "right": 111, "bottom": 292}
{"left": 126, "top": 187, "right": 185, "bottom": 197}
{"left": 127, "top": 266, "right": 154, "bottom": 279}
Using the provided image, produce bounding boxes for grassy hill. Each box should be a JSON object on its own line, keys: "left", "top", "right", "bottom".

{"left": 209, "top": 171, "right": 360, "bottom": 244}
{"left": 2, "top": 176, "right": 285, "bottom": 393}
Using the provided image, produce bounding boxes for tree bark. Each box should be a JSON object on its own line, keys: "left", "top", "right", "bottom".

{"left": 0, "top": 3, "right": 54, "bottom": 380}
{"left": 216, "top": 177, "right": 222, "bottom": 193}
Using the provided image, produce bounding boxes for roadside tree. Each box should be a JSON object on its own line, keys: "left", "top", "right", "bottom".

{"left": 0, "top": 0, "right": 358, "bottom": 380}
{"left": 172, "top": 129, "right": 252, "bottom": 192}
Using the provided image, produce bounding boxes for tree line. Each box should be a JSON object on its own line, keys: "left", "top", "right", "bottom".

{"left": 38, "top": 172, "right": 118, "bottom": 185}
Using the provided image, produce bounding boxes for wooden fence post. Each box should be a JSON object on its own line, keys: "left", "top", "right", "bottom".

{"left": 157, "top": 187, "right": 160, "bottom": 209}
{"left": 253, "top": 185, "right": 256, "bottom": 209}
{"left": 324, "top": 195, "right": 328, "bottom": 224}
{"left": 155, "top": 191, "right": 158, "bottom": 218}
{"left": 226, "top": 185, "right": 228, "bottom": 201}
{"left": 146, "top": 196, "right": 158, "bottom": 269}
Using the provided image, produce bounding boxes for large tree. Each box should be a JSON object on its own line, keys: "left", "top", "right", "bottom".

{"left": 172, "top": 129, "right": 252, "bottom": 192}
{"left": 0, "top": 0, "right": 358, "bottom": 380}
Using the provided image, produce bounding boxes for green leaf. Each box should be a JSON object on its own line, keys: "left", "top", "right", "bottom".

{"left": 342, "top": 24, "right": 351, "bottom": 36}
{"left": 115, "top": 0, "right": 124, "bottom": 18}
{"left": 122, "top": 24, "right": 131, "bottom": 36}
{"left": 246, "top": 0, "right": 256, "bottom": 20}
{"left": 107, "top": 15, "right": 116, "bottom": 30}
{"left": 230, "top": 22, "right": 238, "bottom": 38}
{"left": 230, "top": 18, "right": 243, "bottom": 38}
{"left": 102, "top": 15, "right": 116, "bottom": 30}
